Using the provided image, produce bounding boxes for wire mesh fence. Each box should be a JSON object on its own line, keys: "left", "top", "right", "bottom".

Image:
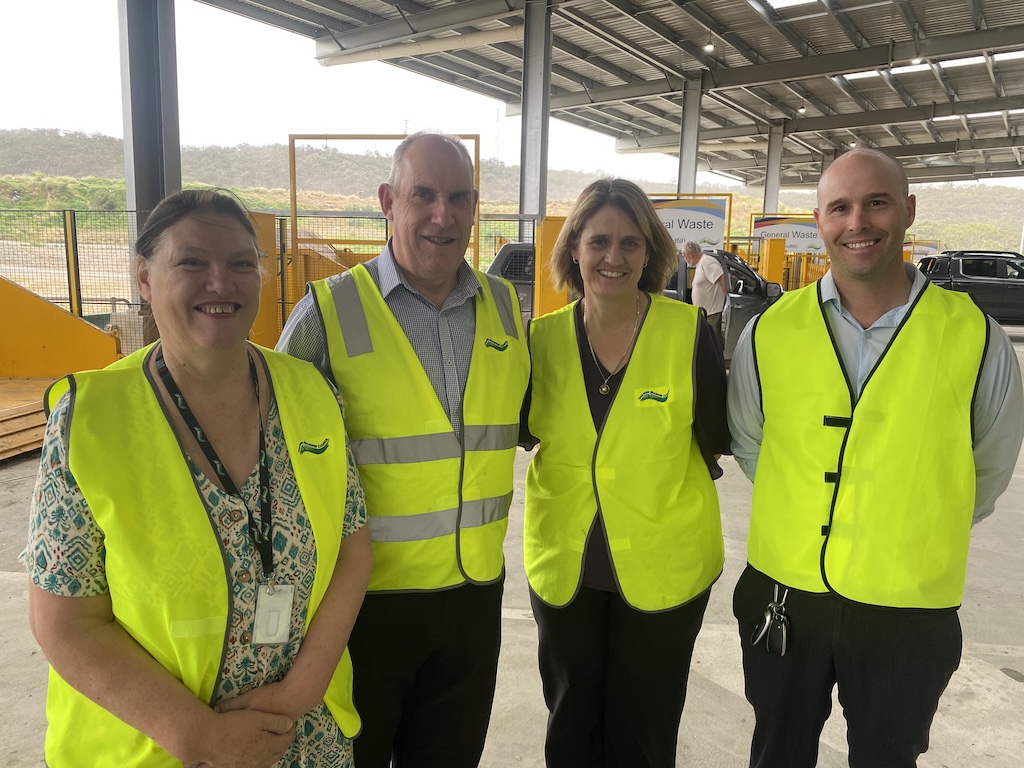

{"left": 0, "top": 209, "right": 537, "bottom": 357}
{"left": 0, "top": 210, "right": 144, "bottom": 354}
{"left": 0, "top": 210, "right": 70, "bottom": 307}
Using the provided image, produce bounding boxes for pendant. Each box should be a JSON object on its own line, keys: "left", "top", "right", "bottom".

{"left": 599, "top": 383, "right": 610, "bottom": 395}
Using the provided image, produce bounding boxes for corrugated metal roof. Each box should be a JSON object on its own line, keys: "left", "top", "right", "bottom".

{"left": 198, "top": 0, "right": 1024, "bottom": 185}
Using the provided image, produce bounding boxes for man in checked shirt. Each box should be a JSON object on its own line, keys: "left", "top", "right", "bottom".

{"left": 277, "top": 131, "right": 530, "bottom": 768}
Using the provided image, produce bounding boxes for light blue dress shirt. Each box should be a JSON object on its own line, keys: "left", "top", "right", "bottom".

{"left": 727, "top": 264, "right": 1024, "bottom": 522}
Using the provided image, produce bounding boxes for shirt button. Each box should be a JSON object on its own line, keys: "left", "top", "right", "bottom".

{"left": 230, "top": 510, "right": 243, "bottom": 522}
{"left": 238, "top": 571, "right": 251, "bottom": 583}
{"left": 241, "top": 631, "right": 252, "bottom": 644}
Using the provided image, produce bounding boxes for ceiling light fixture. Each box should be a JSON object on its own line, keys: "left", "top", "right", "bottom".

{"left": 849, "top": 141, "right": 858, "bottom": 148}
{"left": 911, "top": 57, "right": 923, "bottom": 65}
{"left": 798, "top": 103, "right": 807, "bottom": 114}
{"left": 703, "top": 33, "right": 715, "bottom": 53}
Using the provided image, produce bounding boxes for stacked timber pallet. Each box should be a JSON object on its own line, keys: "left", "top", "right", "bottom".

{"left": 0, "top": 379, "right": 50, "bottom": 461}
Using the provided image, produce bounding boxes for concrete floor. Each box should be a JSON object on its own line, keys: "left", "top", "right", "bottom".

{"left": 1, "top": 332, "right": 1022, "bottom": 767}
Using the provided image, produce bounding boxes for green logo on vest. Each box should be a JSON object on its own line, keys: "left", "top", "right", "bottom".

{"left": 638, "top": 390, "right": 669, "bottom": 402}
{"left": 485, "top": 339, "right": 509, "bottom": 351}
{"left": 298, "top": 439, "right": 330, "bottom": 455}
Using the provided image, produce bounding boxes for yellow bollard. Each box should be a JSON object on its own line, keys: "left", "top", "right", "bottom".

{"left": 760, "top": 238, "right": 787, "bottom": 286}
{"left": 534, "top": 217, "right": 570, "bottom": 318}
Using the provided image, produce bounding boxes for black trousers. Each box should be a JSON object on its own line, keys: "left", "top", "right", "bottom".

{"left": 732, "top": 565, "right": 963, "bottom": 768}
{"left": 348, "top": 579, "right": 504, "bottom": 768}
{"left": 530, "top": 585, "right": 712, "bottom": 768}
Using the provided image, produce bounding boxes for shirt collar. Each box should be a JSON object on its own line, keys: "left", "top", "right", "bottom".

{"left": 377, "top": 240, "right": 482, "bottom": 304}
{"left": 820, "top": 262, "right": 927, "bottom": 328}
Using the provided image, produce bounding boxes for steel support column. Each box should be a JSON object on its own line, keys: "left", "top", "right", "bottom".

{"left": 677, "top": 78, "right": 701, "bottom": 193}
{"left": 519, "top": 0, "right": 551, "bottom": 232}
{"left": 763, "top": 122, "right": 784, "bottom": 211}
{"left": 119, "top": 0, "right": 182, "bottom": 217}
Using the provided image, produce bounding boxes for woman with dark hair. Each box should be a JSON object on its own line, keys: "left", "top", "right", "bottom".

{"left": 24, "top": 189, "right": 371, "bottom": 767}
{"left": 523, "top": 178, "right": 729, "bottom": 767}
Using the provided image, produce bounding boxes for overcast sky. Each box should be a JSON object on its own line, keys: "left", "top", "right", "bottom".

{"left": 0, "top": 0, "right": 700, "bottom": 185}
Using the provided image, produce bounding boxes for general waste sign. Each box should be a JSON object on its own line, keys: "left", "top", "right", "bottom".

{"left": 650, "top": 196, "right": 730, "bottom": 250}
{"left": 752, "top": 215, "right": 825, "bottom": 254}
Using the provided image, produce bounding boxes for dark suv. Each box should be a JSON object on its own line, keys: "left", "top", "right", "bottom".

{"left": 487, "top": 244, "right": 782, "bottom": 361}
{"left": 918, "top": 251, "right": 1024, "bottom": 324}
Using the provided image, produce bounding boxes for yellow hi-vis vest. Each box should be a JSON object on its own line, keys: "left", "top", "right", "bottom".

{"left": 41, "top": 344, "right": 359, "bottom": 767}
{"left": 311, "top": 264, "right": 529, "bottom": 592}
{"left": 525, "top": 295, "right": 724, "bottom": 612}
{"left": 750, "top": 281, "right": 988, "bottom": 608}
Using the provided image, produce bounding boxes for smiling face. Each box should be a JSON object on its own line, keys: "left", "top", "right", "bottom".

{"left": 572, "top": 204, "right": 647, "bottom": 302}
{"left": 137, "top": 212, "right": 262, "bottom": 357}
{"left": 814, "top": 149, "right": 916, "bottom": 287}
{"left": 378, "top": 135, "right": 478, "bottom": 294}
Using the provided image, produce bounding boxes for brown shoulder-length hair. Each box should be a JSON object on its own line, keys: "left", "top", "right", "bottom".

{"left": 135, "top": 188, "right": 258, "bottom": 261}
{"left": 550, "top": 178, "right": 677, "bottom": 295}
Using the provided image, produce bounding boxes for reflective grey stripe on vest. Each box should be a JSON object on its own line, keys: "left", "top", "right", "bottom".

{"left": 368, "top": 492, "right": 513, "bottom": 542}
{"left": 351, "top": 432, "right": 461, "bottom": 465}
{"left": 352, "top": 424, "right": 517, "bottom": 466}
{"left": 484, "top": 273, "right": 519, "bottom": 339}
{"left": 334, "top": 272, "right": 516, "bottom": 357}
{"left": 331, "top": 273, "right": 374, "bottom": 357}
{"left": 465, "top": 423, "right": 518, "bottom": 452}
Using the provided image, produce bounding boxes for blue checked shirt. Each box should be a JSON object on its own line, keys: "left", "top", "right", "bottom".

{"left": 276, "top": 242, "right": 482, "bottom": 443}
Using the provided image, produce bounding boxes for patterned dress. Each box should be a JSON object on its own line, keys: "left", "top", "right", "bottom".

{"left": 23, "top": 390, "right": 366, "bottom": 768}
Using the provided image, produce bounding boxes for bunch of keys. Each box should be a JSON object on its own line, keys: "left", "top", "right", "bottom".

{"left": 750, "top": 584, "right": 790, "bottom": 656}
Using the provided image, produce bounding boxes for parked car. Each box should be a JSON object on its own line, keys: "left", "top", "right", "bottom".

{"left": 918, "top": 250, "right": 1024, "bottom": 324}
{"left": 487, "top": 244, "right": 782, "bottom": 361}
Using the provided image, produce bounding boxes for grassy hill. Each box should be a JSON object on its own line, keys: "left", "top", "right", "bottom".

{"left": 1, "top": 129, "right": 1022, "bottom": 249}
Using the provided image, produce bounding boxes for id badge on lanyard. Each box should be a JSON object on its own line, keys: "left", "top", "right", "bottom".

{"left": 254, "top": 583, "right": 295, "bottom": 645}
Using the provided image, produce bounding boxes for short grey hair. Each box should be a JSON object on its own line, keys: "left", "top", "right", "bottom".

{"left": 387, "top": 131, "right": 474, "bottom": 190}
{"left": 682, "top": 240, "right": 702, "bottom": 256}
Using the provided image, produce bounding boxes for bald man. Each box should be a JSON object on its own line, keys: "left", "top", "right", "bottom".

{"left": 727, "top": 148, "right": 1023, "bottom": 767}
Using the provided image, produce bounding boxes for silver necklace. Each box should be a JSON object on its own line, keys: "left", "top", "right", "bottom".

{"left": 583, "top": 292, "right": 642, "bottom": 395}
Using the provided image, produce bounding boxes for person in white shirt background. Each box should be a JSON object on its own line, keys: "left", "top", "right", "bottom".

{"left": 682, "top": 240, "right": 727, "bottom": 345}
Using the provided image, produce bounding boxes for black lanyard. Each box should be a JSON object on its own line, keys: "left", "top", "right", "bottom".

{"left": 155, "top": 346, "right": 274, "bottom": 580}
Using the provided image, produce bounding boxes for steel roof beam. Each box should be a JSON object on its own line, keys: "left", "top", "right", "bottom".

{"left": 818, "top": 0, "right": 868, "bottom": 48}
{"left": 928, "top": 61, "right": 960, "bottom": 103}
{"left": 612, "top": 94, "right": 1024, "bottom": 150}
{"left": 702, "top": 25, "right": 1024, "bottom": 90}
{"left": 297, "top": 0, "right": 384, "bottom": 26}
{"left": 889, "top": 0, "right": 926, "bottom": 40}
{"left": 555, "top": 8, "right": 688, "bottom": 78}
{"left": 313, "top": 0, "right": 525, "bottom": 55}
{"left": 390, "top": 59, "right": 521, "bottom": 102}
{"left": 534, "top": 25, "right": 1024, "bottom": 112}
{"left": 550, "top": 36, "right": 637, "bottom": 86}
{"left": 984, "top": 52, "right": 1006, "bottom": 98}
{"left": 598, "top": 0, "right": 726, "bottom": 70}
{"left": 666, "top": 0, "right": 769, "bottom": 66}
{"left": 197, "top": 0, "right": 327, "bottom": 36}
{"left": 507, "top": 76, "right": 685, "bottom": 116}
{"left": 828, "top": 75, "right": 876, "bottom": 112}
{"left": 742, "top": 0, "right": 818, "bottom": 57}
{"left": 967, "top": 0, "right": 988, "bottom": 30}
{"left": 879, "top": 70, "right": 916, "bottom": 107}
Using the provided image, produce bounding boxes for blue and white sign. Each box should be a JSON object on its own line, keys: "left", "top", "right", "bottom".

{"left": 650, "top": 197, "right": 729, "bottom": 250}
{"left": 752, "top": 215, "right": 825, "bottom": 254}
